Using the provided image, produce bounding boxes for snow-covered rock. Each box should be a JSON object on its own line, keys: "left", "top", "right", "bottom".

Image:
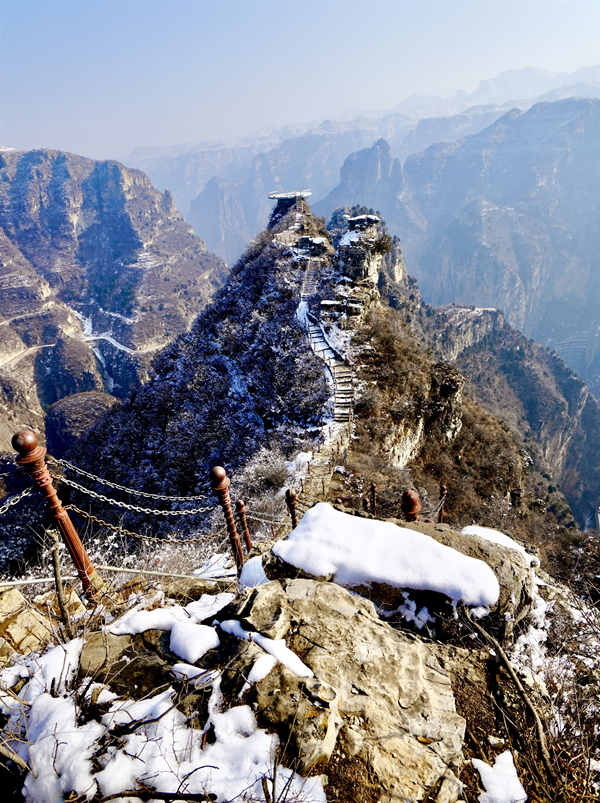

{"left": 269, "top": 502, "right": 499, "bottom": 607}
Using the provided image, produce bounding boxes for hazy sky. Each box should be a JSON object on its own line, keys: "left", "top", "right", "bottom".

{"left": 2, "top": 0, "right": 599, "bottom": 160}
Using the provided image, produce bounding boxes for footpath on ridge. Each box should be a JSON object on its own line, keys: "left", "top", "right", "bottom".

{"left": 291, "top": 241, "right": 355, "bottom": 517}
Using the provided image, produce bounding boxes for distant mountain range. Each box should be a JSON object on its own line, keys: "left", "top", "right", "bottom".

{"left": 314, "top": 97, "right": 600, "bottom": 397}
{"left": 127, "top": 65, "right": 600, "bottom": 264}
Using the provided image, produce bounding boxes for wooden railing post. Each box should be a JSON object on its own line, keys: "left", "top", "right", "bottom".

{"left": 210, "top": 466, "right": 244, "bottom": 572}
{"left": 401, "top": 489, "right": 421, "bottom": 522}
{"left": 12, "top": 430, "right": 104, "bottom": 595}
{"left": 285, "top": 488, "right": 298, "bottom": 529}
{"left": 235, "top": 499, "right": 252, "bottom": 553}
{"left": 438, "top": 483, "right": 448, "bottom": 523}
{"left": 370, "top": 482, "right": 377, "bottom": 518}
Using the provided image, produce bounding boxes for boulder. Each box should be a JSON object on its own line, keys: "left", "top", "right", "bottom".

{"left": 223, "top": 579, "right": 466, "bottom": 802}
{"left": 33, "top": 586, "right": 86, "bottom": 624}
{"left": 265, "top": 509, "right": 535, "bottom": 644}
{"left": 406, "top": 521, "right": 535, "bottom": 640}
{"left": 79, "top": 630, "right": 133, "bottom": 677}
{"left": 0, "top": 588, "right": 54, "bottom": 665}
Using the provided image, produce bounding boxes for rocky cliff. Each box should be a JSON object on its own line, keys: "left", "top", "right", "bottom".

{"left": 316, "top": 98, "right": 600, "bottom": 397}
{"left": 50, "top": 200, "right": 592, "bottom": 569}
{"left": 0, "top": 149, "right": 226, "bottom": 451}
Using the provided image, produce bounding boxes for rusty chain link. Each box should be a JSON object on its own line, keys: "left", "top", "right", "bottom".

{"left": 48, "top": 456, "right": 210, "bottom": 502}
{"left": 0, "top": 486, "right": 35, "bottom": 516}
{"left": 65, "top": 503, "right": 222, "bottom": 544}
{"left": 56, "top": 475, "right": 213, "bottom": 516}
{"left": 245, "top": 512, "right": 288, "bottom": 527}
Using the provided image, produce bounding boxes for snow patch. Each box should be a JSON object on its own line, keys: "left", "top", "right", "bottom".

{"left": 462, "top": 525, "right": 539, "bottom": 567}
{"left": 169, "top": 621, "right": 220, "bottom": 663}
{"left": 220, "top": 619, "right": 314, "bottom": 677}
{"left": 239, "top": 653, "right": 279, "bottom": 696}
{"left": 23, "top": 694, "right": 104, "bottom": 803}
{"left": 97, "top": 683, "right": 325, "bottom": 802}
{"left": 472, "top": 751, "right": 527, "bottom": 802}
{"left": 339, "top": 230, "right": 361, "bottom": 246}
{"left": 273, "top": 503, "right": 500, "bottom": 607}
{"left": 184, "top": 592, "right": 235, "bottom": 621}
{"left": 108, "top": 604, "right": 190, "bottom": 635}
{"left": 193, "top": 551, "right": 237, "bottom": 579}
{"left": 239, "top": 555, "right": 269, "bottom": 589}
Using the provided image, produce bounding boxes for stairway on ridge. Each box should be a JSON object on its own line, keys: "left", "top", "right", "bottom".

{"left": 301, "top": 258, "right": 354, "bottom": 425}
{"left": 285, "top": 252, "right": 355, "bottom": 521}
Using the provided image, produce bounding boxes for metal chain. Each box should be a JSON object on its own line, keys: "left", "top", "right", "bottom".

{"left": 48, "top": 456, "right": 210, "bottom": 502}
{"left": 65, "top": 503, "right": 216, "bottom": 544}
{"left": 0, "top": 486, "right": 34, "bottom": 515}
{"left": 245, "top": 513, "right": 288, "bottom": 527}
{"left": 56, "top": 475, "right": 213, "bottom": 516}
{"left": 422, "top": 494, "right": 447, "bottom": 518}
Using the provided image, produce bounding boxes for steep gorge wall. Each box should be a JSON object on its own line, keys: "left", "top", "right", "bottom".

{"left": 0, "top": 149, "right": 226, "bottom": 450}
{"left": 316, "top": 100, "right": 600, "bottom": 397}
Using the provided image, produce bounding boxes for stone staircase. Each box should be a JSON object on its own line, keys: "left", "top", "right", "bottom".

{"left": 301, "top": 257, "right": 320, "bottom": 296}
{"left": 301, "top": 257, "right": 354, "bottom": 424}
{"left": 284, "top": 253, "right": 355, "bottom": 520}
{"left": 306, "top": 322, "right": 353, "bottom": 423}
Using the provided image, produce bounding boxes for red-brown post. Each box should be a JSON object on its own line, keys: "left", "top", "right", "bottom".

{"left": 401, "top": 489, "right": 421, "bottom": 522}
{"left": 438, "top": 483, "right": 448, "bottom": 523}
{"left": 12, "top": 430, "right": 104, "bottom": 595}
{"left": 210, "top": 466, "right": 244, "bottom": 571}
{"left": 235, "top": 499, "right": 252, "bottom": 553}
{"left": 370, "top": 482, "right": 377, "bottom": 518}
{"left": 285, "top": 488, "right": 298, "bottom": 529}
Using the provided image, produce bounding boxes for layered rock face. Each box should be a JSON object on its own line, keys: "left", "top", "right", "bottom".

{"left": 316, "top": 99, "right": 600, "bottom": 396}
{"left": 0, "top": 149, "right": 226, "bottom": 450}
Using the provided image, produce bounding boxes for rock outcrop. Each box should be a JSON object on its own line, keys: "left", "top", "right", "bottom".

{"left": 0, "top": 588, "right": 53, "bottom": 664}
{"left": 228, "top": 579, "right": 466, "bottom": 801}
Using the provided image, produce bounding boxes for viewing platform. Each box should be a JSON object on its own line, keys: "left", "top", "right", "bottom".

{"left": 268, "top": 189, "right": 312, "bottom": 200}
{"left": 268, "top": 189, "right": 313, "bottom": 224}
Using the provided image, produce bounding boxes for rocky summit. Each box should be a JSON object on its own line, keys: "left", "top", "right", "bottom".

{"left": 0, "top": 149, "right": 227, "bottom": 452}
{"left": 50, "top": 195, "right": 600, "bottom": 559}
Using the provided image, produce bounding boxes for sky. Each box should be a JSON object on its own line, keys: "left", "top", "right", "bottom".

{"left": 2, "top": 0, "right": 599, "bottom": 161}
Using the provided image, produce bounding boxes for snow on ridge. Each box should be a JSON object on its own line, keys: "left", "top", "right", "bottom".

{"left": 273, "top": 503, "right": 500, "bottom": 607}
{"left": 462, "top": 525, "right": 539, "bottom": 567}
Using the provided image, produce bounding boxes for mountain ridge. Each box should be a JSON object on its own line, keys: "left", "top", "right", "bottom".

{"left": 0, "top": 148, "right": 227, "bottom": 451}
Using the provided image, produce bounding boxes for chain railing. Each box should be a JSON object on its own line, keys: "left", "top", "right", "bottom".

{"left": 0, "top": 486, "right": 35, "bottom": 515}
{"left": 48, "top": 456, "right": 210, "bottom": 501}
{"left": 56, "top": 475, "right": 213, "bottom": 516}
{"left": 64, "top": 503, "right": 217, "bottom": 545}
